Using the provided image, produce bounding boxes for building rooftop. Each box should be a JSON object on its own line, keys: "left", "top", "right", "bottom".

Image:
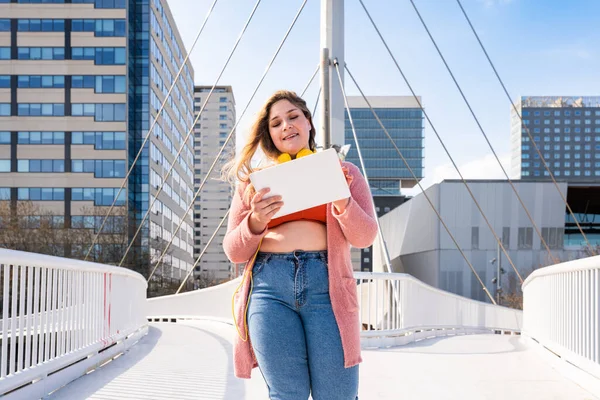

{"left": 347, "top": 95, "right": 423, "bottom": 108}
{"left": 520, "top": 96, "right": 600, "bottom": 108}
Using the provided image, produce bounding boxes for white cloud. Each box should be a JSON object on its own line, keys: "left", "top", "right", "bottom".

{"left": 540, "top": 46, "right": 593, "bottom": 60}
{"left": 403, "top": 153, "right": 511, "bottom": 197}
{"left": 432, "top": 152, "right": 511, "bottom": 183}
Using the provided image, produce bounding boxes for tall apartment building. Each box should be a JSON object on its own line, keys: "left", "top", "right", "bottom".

{"left": 193, "top": 86, "right": 235, "bottom": 282}
{"left": 511, "top": 96, "right": 600, "bottom": 181}
{"left": 0, "top": 0, "right": 196, "bottom": 279}
{"left": 344, "top": 96, "right": 423, "bottom": 271}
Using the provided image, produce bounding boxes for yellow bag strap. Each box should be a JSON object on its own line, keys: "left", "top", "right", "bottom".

{"left": 232, "top": 238, "right": 263, "bottom": 342}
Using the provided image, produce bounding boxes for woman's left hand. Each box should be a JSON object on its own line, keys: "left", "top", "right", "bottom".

{"left": 333, "top": 166, "right": 353, "bottom": 213}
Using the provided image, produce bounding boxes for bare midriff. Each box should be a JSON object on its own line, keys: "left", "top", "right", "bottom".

{"left": 260, "top": 220, "right": 327, "bottom": 253}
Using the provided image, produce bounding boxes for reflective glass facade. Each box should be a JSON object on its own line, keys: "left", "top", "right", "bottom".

{"left": 0, "top": 0, "right": 195, "bottom": 275}
{"left": 511, "top": 97, "right": 600, "bottom": 249}
{"left": 344, "top": 105, "right": 424, "bottom": 196}
{"left": 512, "top": 96, "right": 600, "bottom": 181}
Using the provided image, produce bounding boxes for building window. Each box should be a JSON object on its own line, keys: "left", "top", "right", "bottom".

{"left": 72, "top": 75, "right": 126, "bottom": 93}
{"left": 0, "top": 160, "right": 10, "bottom": 172}
{"left": 502, "top": 226, "right": 510, "bottom": 250}
{"left": 18, "top": 0, "right": 65, "bottom": 3}
{"left": 18, "top": 159, "right": 65, "bottom": 173}
{"left": 541, "top": 227, "right": 563, "bottom": 250}
{"left": 18, "top": 75, "right": 65, "bottom": 89}
{"left": 17, "top": 103, "right": 65, "bottom": 116}
{"left": 18, "top": 188, "right": 64, "bottom": 201}
{"left": 17, "top": 19, "right": 65, "bottom": 32}
{"left": 72, "top": 103, "right": 126, "bottom": 121}
{"left": 0, "top": 19, "right": 9, "bottom": 32}
{"left": 219, "top": 97, "right": 227, "bottom": 103}
{"left": 0, "top": 132, "right": 10, "bottom": 144}
{"left": 518, "top": 227, "right": 533, "bottom": 249}
{"left": 72, "top": 47, "right": 126, "bottom": 65}
{"left": 72, "top": 0, "right": 126, "bottom": 8}
{"left": 0, "top": 41, "right": 10, "bottom": 60}
{"left": 18, "top": 131, "right": 65, "bottom": 144}
{"left": 0, "top": 104, "right": 10, "bottom": 116}
{"left": 72, "top": 159, "right": 126, "bottom": 178}
{"left": 72, "top": 187, "right": 126, "bottom": 206}
{"left": 471, "top": 227, "right": 479, "bottom": 249}
{"left": 0, "top": 75, "right": 9, "bottom": 88}
{"left": 72, "top": 19, "right": 126, "bottom": 37}
{"left": 72, "top": 131, "right": 126, "bottom": 149}
{"left": 17, "top": 47, "right": 65, "bottom": 60}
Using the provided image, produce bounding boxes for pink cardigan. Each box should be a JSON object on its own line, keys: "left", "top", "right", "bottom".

{"left": 223, "top": 161, "right": 378, "bottom": 379}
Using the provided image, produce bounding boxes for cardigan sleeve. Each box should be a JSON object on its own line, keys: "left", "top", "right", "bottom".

{"left": 223, "top": 183, "right": 268, "bottom": 263}
{"left": 331, "top": 162, "right": 378, "bottom": 248}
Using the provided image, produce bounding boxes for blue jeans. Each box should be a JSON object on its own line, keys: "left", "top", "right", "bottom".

{"left": 247, "top": 250, "right": 359, "bottom": 400}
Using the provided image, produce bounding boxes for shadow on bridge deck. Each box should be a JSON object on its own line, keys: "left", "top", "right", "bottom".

{"left": 49, "top": 321, "right": 597, "bottom": 400}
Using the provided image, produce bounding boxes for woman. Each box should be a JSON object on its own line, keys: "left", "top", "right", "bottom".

{"left": 223, "top": 90, "right": 377, "bottom": 400}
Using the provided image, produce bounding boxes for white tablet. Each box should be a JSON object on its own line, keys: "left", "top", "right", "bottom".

{"left": 249, "top": 148, "right": 351, "bottom": 218}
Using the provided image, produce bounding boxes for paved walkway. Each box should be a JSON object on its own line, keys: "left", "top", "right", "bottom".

{"left": 50, "top": 321, "right": 598, "bottom": 400}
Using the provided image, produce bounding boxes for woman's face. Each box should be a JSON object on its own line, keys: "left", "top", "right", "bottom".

{"left": 268, "top": 99, "right": 312, "bottom": 158}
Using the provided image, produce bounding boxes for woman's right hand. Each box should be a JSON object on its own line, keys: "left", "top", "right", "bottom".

{"left": 248, "top": 188, "right": 283, "bottom": 234}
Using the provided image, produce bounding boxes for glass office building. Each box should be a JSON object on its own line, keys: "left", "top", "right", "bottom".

{"left": 0, "top": 0, "right": 195, "bottom": 278}
{"left": 344, "top": 96, "right": 424, "bottom": 196}
{"left": 511, "top": 96, "right": 600, "bottom": 249}
{"left": 511, "top": 96, "right": 600, "bottom": 181}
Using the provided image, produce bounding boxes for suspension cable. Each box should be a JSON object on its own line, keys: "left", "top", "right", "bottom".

{"left": 84, "top": 0, "right": 220, "bottom": 261}
{"left": 300, "top": 64, "right": 320, "bottom": 97}
{"left": 146, "top": 0, "right": 309, "bottom": 281}
{"left": 358, "top": 0, "right": 523, "bottom": 284}
{"left": 171, "top": 66, "right": 319, "bottom": 288}
{"left": 333, "top": 61, "right": 393, "bottom": 274}
{"left": 455, "top": 0, "right": 595, "bottom": 256}
{"left": 408, "top": 0, "right": 559, "bottom": 264}
{"left": 345, "top": 64, "right": 495, "bottom": 304}
{"left": 312, "top": 86, "right": 321, "bottom": 127}
{"left": 176, "top": 209, "right": 230, "bottom": 294}
{"left": 120, "top": 0, "right": 265, "bottom": 267}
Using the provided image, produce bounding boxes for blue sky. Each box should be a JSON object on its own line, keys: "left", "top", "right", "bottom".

{"left": 167, "top": 0, "right": 600, "bottom": 195}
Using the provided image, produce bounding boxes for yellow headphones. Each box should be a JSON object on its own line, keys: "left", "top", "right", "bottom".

{"left": 232, "top": 147, "right": 316, "bottom": 341}
{"left": 276, "top": 148, "right": 315, "bottom": 163}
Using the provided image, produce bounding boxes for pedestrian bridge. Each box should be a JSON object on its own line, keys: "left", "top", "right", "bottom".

{"left": 0, "top": 249, "right": 599, "bottom": 399}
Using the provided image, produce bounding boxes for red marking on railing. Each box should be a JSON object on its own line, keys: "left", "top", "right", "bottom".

{"left": 103, "top": 272, "right": 107, "bottom": 346}
{"left": 108, "top": 273, "right": 112, "bottom": 338}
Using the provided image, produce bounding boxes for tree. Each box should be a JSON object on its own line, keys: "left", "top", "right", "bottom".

{"left": 0, "top": 201, "right": 202, "bottom": 298}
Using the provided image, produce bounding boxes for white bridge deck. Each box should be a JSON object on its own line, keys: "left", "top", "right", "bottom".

{"left": 48, "top": 320, "right": 598, "bottom": 400}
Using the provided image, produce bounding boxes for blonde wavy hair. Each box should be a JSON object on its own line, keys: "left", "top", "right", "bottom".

{"left": 222, "top": 90, "right": 317, "bottom": 199}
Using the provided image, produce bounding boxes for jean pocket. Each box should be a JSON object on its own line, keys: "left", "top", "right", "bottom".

{"left": 343, "top": 277, "right": 359, "bottom": 312}
{"left": 251, "top": 255, "right": 270, "bottom": 277}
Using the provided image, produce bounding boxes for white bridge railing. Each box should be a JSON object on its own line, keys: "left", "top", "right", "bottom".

{"left": 0, "top": 249, "right": 148, "bottom": 399}
{"left": 147, "top": 271, "right": 524, "bottom": 349}
{"left": 523, "top": 254, "right": 600, "bottom": 381}
{"left": 354, "top": 272, "right": 523, "bottom": 348}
